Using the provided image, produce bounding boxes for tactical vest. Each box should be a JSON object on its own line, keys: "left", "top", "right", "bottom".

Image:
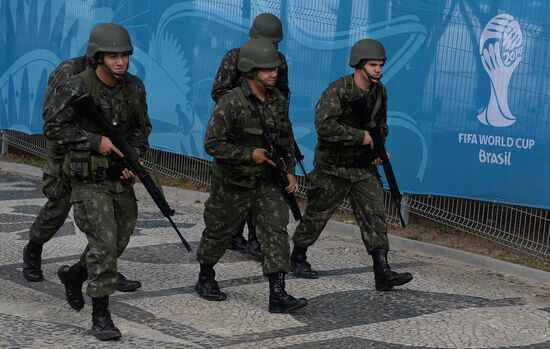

{"left": 316, "top": 75, "right": 386, "bottom": 168}
{"left": 211, "top": 86, "right": 292, "bottom": 188}
{"left": 79, "top": 70, "right": 142, "bottom": 136}
{"left": 64, "top": 70, "right": 143, "bottom": 182}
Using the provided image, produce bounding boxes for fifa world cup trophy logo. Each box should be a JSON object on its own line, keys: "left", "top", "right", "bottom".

{"left": 477, "top": 14, "right": 523, "bottom": 127}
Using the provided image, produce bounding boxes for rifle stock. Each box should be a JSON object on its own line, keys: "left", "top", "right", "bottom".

{"left": 73, "top": 93, "right": 192, "bottom": 251}
{"left": 348, "top": 94, "right": 406, "bottom": 228}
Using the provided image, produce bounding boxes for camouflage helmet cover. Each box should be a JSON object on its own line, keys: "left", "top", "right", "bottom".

{"left": 349, "top": 39, "right": 386, "bottom": 67}
{"left": 86, "top": 23, "right": 134, "bottom": 58}
{"left": 248, "top": 13, "right": 283, "bottom": 44}
{"left": 238, "top": 38, "right": 281, "bottom": 73}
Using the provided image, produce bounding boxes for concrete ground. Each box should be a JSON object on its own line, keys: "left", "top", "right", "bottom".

{"left": 0, "top": 162, "right": 549, "bottom": 348}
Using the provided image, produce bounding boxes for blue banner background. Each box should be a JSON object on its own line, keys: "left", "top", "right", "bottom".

{"left": 1, "top": 0, "right": 548, "bottom": 209}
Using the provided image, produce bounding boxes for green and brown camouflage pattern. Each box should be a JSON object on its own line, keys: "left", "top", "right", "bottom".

{"left": 314, "top": 75, "right": 388, "bottom": 181}
{"left": 29, "top": 56, "right": 90, "bottom": 245}
{"left": 43, "top": 68, "right": 150, "bottom": 298}
{"left": 207, "top": 80, "right": 295, "bottom": 188}
{"left": 293, "top": 74, "right": 391, "bottom": 254}
{"left": 199, "top": 79, "right": 295, "bottom": 275}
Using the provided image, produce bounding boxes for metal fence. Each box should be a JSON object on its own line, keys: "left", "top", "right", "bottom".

{"left": 1, "top": 129, "right": 548, "bottom": 260}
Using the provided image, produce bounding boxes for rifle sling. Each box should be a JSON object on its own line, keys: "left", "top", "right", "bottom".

{"left": 344, "top": 74, "right": 383, "bottom": 129}
{"left": 234, "top": 89, "right": 272, "bottom": 146}
{"left": 364, "top": 86, "right": 383, "bottom": 130}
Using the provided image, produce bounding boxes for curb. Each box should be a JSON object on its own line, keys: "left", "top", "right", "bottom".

{"left": 324, "top": 219, "right": 550, "bottom": 284}
{"left": 1, "top": 160, "right": 548, "bottom": 284}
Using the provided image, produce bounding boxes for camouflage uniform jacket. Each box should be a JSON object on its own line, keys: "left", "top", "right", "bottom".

{"left": 42, "top": 56, "right": 91, "bottom": 176}
{"left": 314, "top": 74, "right": 389, "bottom": 181}
{"left": 206, "top": 79, "right": 295, "bottom": 188}
{"left": 211, "top": 48, "right": 290, "bottom": 103}
{"left": 43, "top": 70, "right": 151, "bottom": 182}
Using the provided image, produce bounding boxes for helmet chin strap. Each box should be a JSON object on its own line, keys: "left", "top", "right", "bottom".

{"left": 361, "top": 66, "right": 382, "bottom": 84}
{"left": 98, "top": 55, "right": 128, "bottom": 79}
{"left": 252, "top": 73, "right": 275, "bottom": 90}
{"left": 104, "top": 63, "right": 128, "bottom": 79}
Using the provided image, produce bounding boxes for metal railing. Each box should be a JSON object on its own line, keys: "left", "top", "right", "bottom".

{"left": 1, "top": 130, "right": 548, "bottom": 260}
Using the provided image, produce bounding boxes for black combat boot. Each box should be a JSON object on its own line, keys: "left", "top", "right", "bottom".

{"left": 268, "top": 273, "right": 308, "bottom": 313}
{"left": 116, "top": 272, "right": 142, "bottom": 292}
{"left": 23, "top": 240, "right": 44, "bottom": 282}
{"left": 195, "top": 264, "right": 227, "bottom": 301}
{"left": 91, "top": 296, "right": 122, "bottom": 341}
{"left": 228, "top": 222, "right": 249, "bottom": 254}
{"left": 290, "top": 246, "right": 319, "bottom": 279}
{"left": 57, "top": 262, "right": 87, "bottom": 310}
{"left": 371, "top": 249, "right": 413, "bottom": 291}
{"left": 247, "top": 228, "right": 263, "bottom": 262}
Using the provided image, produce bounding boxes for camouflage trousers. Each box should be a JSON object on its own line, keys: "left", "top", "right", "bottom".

{"left": 29, "top": 163, "right": 136, "bottom": 269}
{"left": 293, "top": 169, "right": 389, "bottom": 254}
{"left": 71, "top": 181, "right": 137, "bottom": 298}
{"left": 28, "top": 170, "right": 72, "bottom": 244}
{"left": 197, "top": 177, "right": 290, "bottom": 275}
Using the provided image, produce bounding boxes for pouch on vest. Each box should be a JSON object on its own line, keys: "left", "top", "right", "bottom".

{"left": 211, "top": 161, "right": 264, "bottom": 189}
{"left": 64, "top": 150, "right": 90, "bottom": 180}
{"left": 315, "top": 143, "right": 341, "bottom": 166}
{"left": 90, "top": 155, "right": 109, "bottom": 181}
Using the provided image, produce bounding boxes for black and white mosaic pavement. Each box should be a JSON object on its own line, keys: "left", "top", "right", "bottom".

{"left": 0, "top": 169, "right": 549, "bottom": 348}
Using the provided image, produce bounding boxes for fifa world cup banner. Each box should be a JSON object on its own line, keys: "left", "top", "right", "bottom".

{"left": 0, "top": 1, "right": 548, "bottom": 209}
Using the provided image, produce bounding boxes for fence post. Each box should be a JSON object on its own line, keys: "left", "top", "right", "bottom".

{"left": 400, "top": 194, "right": 410, "bottom": 226}
{"left": 0, "top": 130, "right": 8, "bottom": 155}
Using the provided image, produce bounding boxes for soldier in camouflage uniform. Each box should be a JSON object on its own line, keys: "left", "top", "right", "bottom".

{"left": 211, "top": 13, "right": 289, "bottom": 260}
{"left": 22, "top": 56, "right": 142, "bottom": 293}
{"left": 290, "top": 39, "right": 413, "bottom": 291}
{"left": 196, "top": 38, "right": 307, "bottom": 314}
{"left": 43, "top": 23, "right": 151, "bottom": 340}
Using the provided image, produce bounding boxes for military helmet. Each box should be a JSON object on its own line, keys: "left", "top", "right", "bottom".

{"left": 86, "top": 23, "right": 133, "bottom": 58}
{"left": 238, "top": 38, "right": 281, "bottom": 73}
{"left": 349, "top": 39, "right": 386, "bottom": 67}
{"left": 248, "top": 13, "right": 283, "bottom": 44}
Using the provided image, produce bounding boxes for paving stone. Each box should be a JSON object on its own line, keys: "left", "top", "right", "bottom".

{"left": 0, "top": 169, "right": 549, "bottom": 348}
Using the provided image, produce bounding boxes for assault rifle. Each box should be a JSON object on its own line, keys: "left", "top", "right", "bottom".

{"left": 293, "top": 140, "right": 309, "bottom": 184}
{"left": 246, "top": 104, "right": 302, "bottom": 221}
{"left": 73, "top": 93, "right": 192, "bottom": 251}
{"left": 260, "top": 131, "right": 302, "bottom": 221}
{"left": 348, "top": 93, "right": 406, "bottom": 228}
